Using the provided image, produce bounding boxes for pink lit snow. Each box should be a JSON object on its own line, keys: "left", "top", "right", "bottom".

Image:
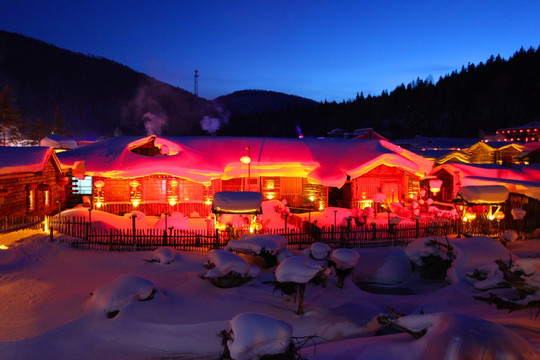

{"left": 0, "top": 229, "right": 539, "bottom": 359}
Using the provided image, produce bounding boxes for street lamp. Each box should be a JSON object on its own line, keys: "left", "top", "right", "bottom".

{"left": 240, "top": 146, "right": 251, "bottom": 191}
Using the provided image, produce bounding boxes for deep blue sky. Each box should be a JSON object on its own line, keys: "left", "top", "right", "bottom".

{"left": 2, "top": 1, "right": 539, "bottom": 102}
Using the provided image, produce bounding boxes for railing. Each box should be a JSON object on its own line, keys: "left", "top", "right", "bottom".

{"left": 0, "top": 216, "right": 45, "bottom": 234}
{"left": 47, "top": 216, "right": 459, "bottom": 252}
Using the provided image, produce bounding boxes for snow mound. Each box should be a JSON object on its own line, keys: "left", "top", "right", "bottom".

{"left": 397, "top": 312, "right": 539, "bottom": 359}
{"left": 304, "top": 242, "right": 331, "bottom": 260}
{"left": 353, "top": 247, "right": 413, "bottom": 285}
{"left": 226, "top": 234, "right": 287, "bottom": 255}
{"left": 227, "top": 313, "right": 293, "bottom": 360}
{"left": 500, "top": 229, "right": 519, "bottom": 243}
{"left": 204, "top": 250, "right": 260, "bottom": 279}
{"left": 275, "top": 255, "right": 325, "bottom": 283}
{"left": 300, "top": 312, "right": 539, "bottom": 360}
{"left": 155, "top": 212, "right": 189, "bottom": 230}
{"left": 447, "top": 236, "right": 514, "bottom": 284}
{"left": 316, "top": 207, "right": 352, "bottom": 227}
{"left": 330, "top": 248, "right": 360, "bottom": 270}
{"left": 146, "top": 247, "right": 178, "bottom": 264}
{"left": 89, "top": 275, "right": 156, "bottom": 318}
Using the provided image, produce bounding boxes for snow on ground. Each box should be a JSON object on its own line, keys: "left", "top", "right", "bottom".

{"left": 1, "top": 228, "right": 539, "bottom": 359}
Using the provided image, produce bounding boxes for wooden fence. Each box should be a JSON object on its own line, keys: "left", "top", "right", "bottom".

{"left": 47, "top": 216, "right": 459, "bottom": 252}
{"left": 0, "top": 216, "right": 44, "bottom": 234}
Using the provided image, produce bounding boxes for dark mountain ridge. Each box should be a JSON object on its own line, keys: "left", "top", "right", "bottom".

{"left": 1, "top": 30, "right": 539, "bottom": 140}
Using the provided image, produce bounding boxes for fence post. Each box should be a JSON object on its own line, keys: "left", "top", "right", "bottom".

{"left": 132, "top": 214, "right": 137, "bottom": 250}
{"left": 371, "top": 222, "right": 376, "bottom": 240}
{"left": 49, "top": 218, "right": 54, "bottom": 242}
{"left": 415, "top": 218, "right": 420, "bottom": 238}
{"left": 108, "top": 228, "right": 113, "bottom": 251}
{"left": 87, "top": 208, "right": 92, "bottom": 241}
{"left": 215, "top": 229, "right": 220, "bottom": 249}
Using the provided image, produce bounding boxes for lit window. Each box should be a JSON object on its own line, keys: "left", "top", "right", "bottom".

{"left": 44, "top": 190, "right": 50, "bottom": 206}
{"left": 73, "top": 177, "right": 93, "bottom": 194}
{"left": 28, "top": 190, "right": 35, "bottom": 211}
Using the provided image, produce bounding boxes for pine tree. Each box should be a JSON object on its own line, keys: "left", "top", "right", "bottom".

{"left": 53, "top": 105, "right": 66, "bottom": 135}
{"left": 0, "top": 85, "right": 23, "bottom": 146}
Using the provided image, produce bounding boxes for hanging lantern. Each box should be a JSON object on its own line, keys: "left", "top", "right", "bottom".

{"left": 94, "top": 180, "right": 105, "bottom": 188}
{"left": 429, "top": 179, "right": 442, "bottom": 194}
{"left": 495, "top": 212, "right": 505, "bottom": 221}
{"left": 169, "top": 178, "right": 179, "bottom": 187}
{"left": 465, "top": 212, "right": 477, "bottom": 221}
{"left": 129, "top": 179, "right": 140, "bottom": 188}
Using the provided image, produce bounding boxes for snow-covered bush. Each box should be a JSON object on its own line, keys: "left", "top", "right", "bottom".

{"left": 273, "top": 255, "right": 328, "bottom": 315}
{"left": 89, "top": 274, "right": 157, "bottom": 318}
{"left": 226, "top": 234, "right": 288, "bottom": 268}
{"left": 303, "top": 242, "right": 331, "bottom": 261}
{"left": 500, "top": 229, "right": 519, "bottom": 245}
{"left": 222, "top": 313, "right": 294, "bottom": 360}
{"left": 404, "top": 237, "right": 455, "bottom": 280}
{"left": 202, "top": 250, "right": 260, "bottom": 288}
{"left": 145, "top": 247, "right": 179, "bottom": 264}
{"left": 329, "top": 248, "right": 360, "bottom": 288}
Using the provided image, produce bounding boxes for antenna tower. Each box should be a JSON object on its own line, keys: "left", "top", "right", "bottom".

{"left": 194, "top": 69, "right": 199, "bottom": 97}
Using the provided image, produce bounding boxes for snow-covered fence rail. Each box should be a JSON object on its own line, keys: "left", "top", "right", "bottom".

{"left": 45, "top": 217, "right": 470, "bottom": 252}
{"left": 0, "top": 216, "right": 44, "bottom": 234}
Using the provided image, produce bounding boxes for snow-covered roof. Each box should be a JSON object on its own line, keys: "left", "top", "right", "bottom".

{"left": 56, "top": 135, "right": 433, "bottom": 188}
{"left": 212, "top": 191, "right": 263, "bottom": 214}
{"left": 393, "top": 136, "right": 479, "bottom": 150}
{"left": 40, "top": 134, "right": 78, "bottom": 150}
{"left": 456, "top": 185, "right": 510, "bottom": 204}
{"left": 433, "top": 162, "right": 540, "bottom": 200}
{"left": 0, "top": 146, "right": 60, "bottom": 176}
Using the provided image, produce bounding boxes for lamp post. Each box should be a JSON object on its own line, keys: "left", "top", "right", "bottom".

{"left": 240, "top": 146, "right": 251, "bottom": 191}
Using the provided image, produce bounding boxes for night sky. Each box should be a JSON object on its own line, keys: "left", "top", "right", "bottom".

{"left": 1, "top": 0, "right": 539, "bottom": 102}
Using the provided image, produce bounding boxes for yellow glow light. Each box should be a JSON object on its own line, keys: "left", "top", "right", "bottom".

{"left": 465, "top": 212, "right": 476, "bottom": 221}
{"left": 131, "top": 200, "right": 140, "bottom": 207}
{"left": 0, "top": 244, "right": 9, "bottom": 250}
{"left": 95, "top": 201, "right": 103, "bottom": 208}
{"left": 240, "top": 155, "right": 251, "bottom": 164}
{"left": 168, "top": 199, "right": 177, "bottom": 206}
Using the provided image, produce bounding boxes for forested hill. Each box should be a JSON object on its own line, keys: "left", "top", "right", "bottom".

{"left": 1, "top": 30, "right": 539, "bottom": 140}
{"left": 0, "top": 31, "right": 320, "bottom": 140}
{"left": 219, "top": 46, "right": 540, "bottom": 139}
{"left": 0, "top": 30, "right": 212, "bottom": 139}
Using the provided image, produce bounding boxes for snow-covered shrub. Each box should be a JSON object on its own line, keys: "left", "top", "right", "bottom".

{"left": 500, "top": 229, "right": 519, "bottom": 245}
{"left": 404, "top": 237, "right": 455, "bottom": 280}
{"left": 202, "top": 250, "right": 260, "bottom": 288}
{"left": 303, "top": 242, "right": 331, "bottom": 261}
{"left": 222, "top": 313, "right": 294, "bottom": 360}
{"left": 89, "top": 274, "right": 157, "bottom": 318}
{"left": 226, "top": 234, "right": 288, "bottom": 268}
{"left": 145, "top": 247, "right": 178, "bottom": 264}
{"left": 329, "top": 248, "right": 360, "bottom": 288}
{"left": 273, "top": 255, "right": 328, "bottom": 314}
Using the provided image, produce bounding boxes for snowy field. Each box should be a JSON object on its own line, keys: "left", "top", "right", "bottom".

{"left": 1, "top": 228, "right": 539, "bottom": 359}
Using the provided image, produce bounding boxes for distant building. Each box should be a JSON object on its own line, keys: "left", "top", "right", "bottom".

{"left": 494, "top": 122, "right": 540, "bottom": 143}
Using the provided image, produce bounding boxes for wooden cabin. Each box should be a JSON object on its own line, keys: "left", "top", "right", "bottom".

{"left": 56, "top": 136, "right": 433, "bottom": 217}
{"left": 0, "top": 147, "right": 67, "bottom": 217}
